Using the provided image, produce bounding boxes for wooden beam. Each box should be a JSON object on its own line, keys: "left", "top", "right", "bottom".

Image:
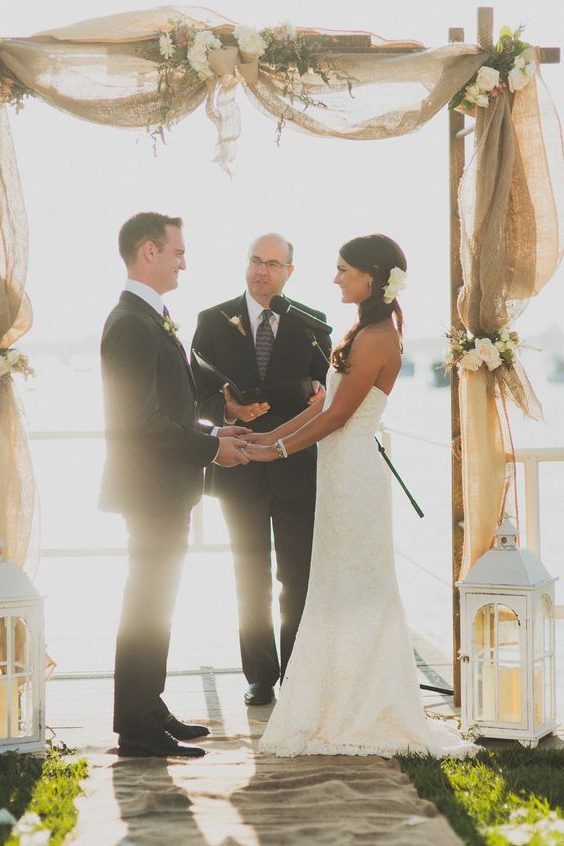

{"left": 449, "top": 25, "right": 466, "bottom": 708}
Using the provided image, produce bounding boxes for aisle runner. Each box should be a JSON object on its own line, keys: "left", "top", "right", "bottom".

{"left": 70, "top": 721, "right": 461, "bottom": 845}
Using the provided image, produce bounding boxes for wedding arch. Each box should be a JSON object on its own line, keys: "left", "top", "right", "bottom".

{"left": 0, "top": 5, "right": 561, "bottom": 699}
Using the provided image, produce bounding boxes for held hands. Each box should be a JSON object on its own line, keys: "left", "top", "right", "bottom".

{"left": 214, "top": 436, "right": 250, "bottom": 467}
{"left": 218, "top": 425, "right": 252, "bottom": 438}
{"left": 223, "top": 385, "right": 270, "bottom": 424}
{"left": 242, "top": 444, "right": 279, "bottom": 462}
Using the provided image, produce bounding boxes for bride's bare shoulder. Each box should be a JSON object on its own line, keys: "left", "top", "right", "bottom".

{"left": 355, "top": 322, "right": 401, "bottom": 353}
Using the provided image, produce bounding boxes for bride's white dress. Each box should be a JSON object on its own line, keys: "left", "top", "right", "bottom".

{"left": 259, "top": 369, "right": 476, "bottom": 758}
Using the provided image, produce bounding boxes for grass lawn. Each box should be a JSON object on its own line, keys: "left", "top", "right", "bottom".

{"left": 398, "top": 746, "right": 564, "bottom": 845}
{"left": 0, "top": 742, "right": 87, "bottom": 846}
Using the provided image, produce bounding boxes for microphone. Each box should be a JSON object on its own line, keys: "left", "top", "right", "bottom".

{"left": 269, "top": 296, "right": 332, "bottom": 335}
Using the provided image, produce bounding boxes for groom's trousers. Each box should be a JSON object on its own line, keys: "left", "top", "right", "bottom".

{"left": 113, "top": 510, "right": 190, "bottom": 736}
{"left": 221, "top": 485, "right": 315, "bottom": 687}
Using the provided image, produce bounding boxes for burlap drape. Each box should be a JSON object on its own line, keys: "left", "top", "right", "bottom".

{"left": 0, "top": 7, "right": 561, "bottom": 580}
{"left": 0, "top": 107, "right": 36, "bottom": 571}
{"left": 457, "top": 65, "right": 563, "bottom": 578}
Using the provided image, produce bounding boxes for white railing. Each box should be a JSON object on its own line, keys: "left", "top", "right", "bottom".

{"left": 514, "top": 447, "right": 564, "bottom": 620}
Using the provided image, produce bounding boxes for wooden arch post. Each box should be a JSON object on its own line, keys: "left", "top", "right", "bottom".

{"left": 449, "top": 7, "right": 560, "bottom": 705}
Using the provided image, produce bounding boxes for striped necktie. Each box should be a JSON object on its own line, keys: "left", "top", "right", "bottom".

{"left": 255, "top": 308, "right": 275, "bottom": 381}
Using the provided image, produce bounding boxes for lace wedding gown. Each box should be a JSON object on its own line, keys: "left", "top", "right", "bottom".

{"left": 259, "top": 369, "right": 476, "bottom": 758}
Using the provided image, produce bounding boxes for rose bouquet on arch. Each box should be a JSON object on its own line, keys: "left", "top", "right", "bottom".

{"left": 444, "top": 327, "right": 522, "bottom": 373}
{"left": 449, "top": 25, "right": 537, "bottom": 115}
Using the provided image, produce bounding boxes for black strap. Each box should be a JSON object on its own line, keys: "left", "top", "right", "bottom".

{"left": 374, "top": 436, "right": 424, "bottom": 518}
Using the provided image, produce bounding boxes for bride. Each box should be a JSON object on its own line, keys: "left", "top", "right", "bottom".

{"left": 243, "top": 233, "right": 476, "bottom": 758}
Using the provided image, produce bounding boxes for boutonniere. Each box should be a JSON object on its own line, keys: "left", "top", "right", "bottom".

{"left": 162, "top": 314, "right": 182, "bottom": 346}
{"left": 221, "top": 310, "right": 247, "bottom": 336}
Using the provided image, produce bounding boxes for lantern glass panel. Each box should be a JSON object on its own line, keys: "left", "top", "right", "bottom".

{"left": 533, "top": 595, "right": 555, "bottom": 726}
{"left": 473, "top": 604, "right": 496, "bottom": 720}
{"left": 472, "top": 603, "right": 523, "bottom": 724}
{"left": 0, "top": 616, "right": 33, "bottom": 739}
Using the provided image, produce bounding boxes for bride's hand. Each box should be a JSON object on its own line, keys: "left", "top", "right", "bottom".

{"left": 244, "top": 431, "right": 275, "bottom": 445}
{"left": 243, "top": 444, "right": 279, "bottom": 462}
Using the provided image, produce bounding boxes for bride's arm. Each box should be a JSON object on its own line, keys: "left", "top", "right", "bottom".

{"left": 246, "top": 328, "right": 391, "bottom": 460}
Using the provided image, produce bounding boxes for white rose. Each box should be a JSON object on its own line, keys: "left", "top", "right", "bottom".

{"left": 476, "top": 65, "right": 500, "bottom": 91}
{"left": 159, "top": 32, "right": 175, "bottom": 60}
{"left": 508, "top": 67, "right": 529, "bottom": 92}
{"left": 514, "top": 55, "right": 526, "bottom": 70}
{"left": 466, "top": 83, "right": 481, "bottom": 99}
{"left": 234, "top": 25, "right": 267, "bottom": 56}
{"left": 521, "top": 47, "right": 537, "bottom": 65}
{"left": 474, "top": 337, "right": 502, "bottom": 370}
{"left": 475, "top": 94, "right": 490, "bottom": 108}
{"left": 459, "top": 349, "right": 483, "bottom": 371}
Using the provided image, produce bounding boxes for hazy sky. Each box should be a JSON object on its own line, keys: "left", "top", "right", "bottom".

{"left": 4, "top": 0, "right": 563, "bottom": 347}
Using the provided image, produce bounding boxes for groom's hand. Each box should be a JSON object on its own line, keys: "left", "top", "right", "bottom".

{"left": 218, "top": 425, "right": 252, "bottom": 438}
{"left": 213, "top": 436, "right": 250, "bottom": 467}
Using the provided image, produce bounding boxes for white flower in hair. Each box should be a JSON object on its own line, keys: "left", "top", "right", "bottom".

{"left": 382, "top": 267, "right": 407, "bottom": 304}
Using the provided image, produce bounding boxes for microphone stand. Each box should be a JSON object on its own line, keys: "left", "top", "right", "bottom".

{"left": 306, "top": 334, "right": 450, "bottom": 696}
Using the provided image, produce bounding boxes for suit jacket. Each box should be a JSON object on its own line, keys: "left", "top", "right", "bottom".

{"left": 99, "top": 291, "right": 219, "bottom": 515}
{"left": 190, "top": 293, "right": 331, "bottom": 499}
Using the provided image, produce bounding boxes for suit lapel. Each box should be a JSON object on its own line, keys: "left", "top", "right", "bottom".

{"left": 120, "top": 291, "right": 197, "bottom": 391}
{"left": 221, "top": 294, "right": 260, "bottom": 384}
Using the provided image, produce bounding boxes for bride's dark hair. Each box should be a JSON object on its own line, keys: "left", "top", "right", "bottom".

{"left": 331, "top": 233, "right": 407, "bottom": 374}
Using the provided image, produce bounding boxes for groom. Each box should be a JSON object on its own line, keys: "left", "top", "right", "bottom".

{"left": 100, "top": 212, "right": 250, "bottom": 757}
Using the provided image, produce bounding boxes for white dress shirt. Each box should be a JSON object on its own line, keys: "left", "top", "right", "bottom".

{"left": 124, "top": 278, "right": 165, "bottom": 316}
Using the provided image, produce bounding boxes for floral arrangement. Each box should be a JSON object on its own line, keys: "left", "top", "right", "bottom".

{"left": 0, "top": 348, "right": 35, "bottom": 380}
{"left": 444, "top": 327, "right": 521, "bottom": 372}
{"left": 221, "top": 311, "right": 247, "bottom": 336}
{"left": 0, "top": 60, "right": 32, "bottom": 111}
{"left": 162, "top": 314, "right": 182, "bottom": 345}
{"left": 141, "top": 19, "right": 351, "bottom": 131}
{"left": 449, "top": 26, "right": 536, "bottom": 114}
{"left": 382, "top": 267, "right": 407, "bottom": 304}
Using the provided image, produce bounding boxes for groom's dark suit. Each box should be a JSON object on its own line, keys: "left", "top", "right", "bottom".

{"left": 100, "top": 291, "right": 219, "bottom": 737}
{"left": 191, "top": 293, "right": 330, "bottom": 687}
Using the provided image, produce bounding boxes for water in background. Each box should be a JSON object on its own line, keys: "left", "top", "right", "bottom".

{"left": 19, "top": 350, "right": 563, "bottom": 717}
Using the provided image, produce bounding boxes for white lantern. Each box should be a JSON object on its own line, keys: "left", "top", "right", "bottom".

{"left": 0, "top": 552, "right": 45, "bottom": 752}
{"left": 458, "top": 519, "right": 557, "bottom": 746}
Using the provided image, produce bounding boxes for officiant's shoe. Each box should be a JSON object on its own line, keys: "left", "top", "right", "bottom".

{"left": 118, "top": 728, "right": 206, "bottom": 758}
{"left": 162, "top": 714, "right": 210, "bottom": 741}
{"left": 244, "top": 683, "right": 274, "bottom": 706}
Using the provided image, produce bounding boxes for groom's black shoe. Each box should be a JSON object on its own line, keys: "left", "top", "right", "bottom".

{"left": 117, "top": 728, "right": 206, "bottom": 758}
{"left": 162, "top": 714, "right": 210, "bottom": 741}
{"left": 244, "top": 683, "right": 274, "bottom": 706}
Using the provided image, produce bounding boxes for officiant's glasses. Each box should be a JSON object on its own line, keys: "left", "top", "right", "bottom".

{"left": 249, "top": 256, "right": 292, "bottom": 270}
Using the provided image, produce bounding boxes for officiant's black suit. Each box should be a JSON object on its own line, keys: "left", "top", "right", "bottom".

{"left": 190, "top": 294, "right": 331, "bottom": 687}
{"left": 100, "top": 291, "right": 219, "bottom": 736}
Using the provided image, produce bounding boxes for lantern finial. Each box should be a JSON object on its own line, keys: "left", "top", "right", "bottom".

{"left": 493, "top": 518, "right": 518, "bottom": 550}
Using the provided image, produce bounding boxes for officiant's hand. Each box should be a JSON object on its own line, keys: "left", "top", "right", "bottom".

{"left": 214, "top": 436, "right": 250, "bottom": 467}
{"left": 243, "top": 444, "right": 278, "bottom": 462}
{"left": 218, "top": 425, "right": 252, "bottom": 438}
{"left": 308, "top": 380, "right": 325, "bottom": 405}
{"left": 224, "top": 386, "right": 270, "bottom": 424}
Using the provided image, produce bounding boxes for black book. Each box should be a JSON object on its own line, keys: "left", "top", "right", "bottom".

{"left": 192, "top": 349, "right": 314, "bottom": 410}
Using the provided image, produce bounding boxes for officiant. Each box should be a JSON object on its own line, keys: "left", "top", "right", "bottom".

{"left": 190, "top": 233, "right": 331, "bottom": 706}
